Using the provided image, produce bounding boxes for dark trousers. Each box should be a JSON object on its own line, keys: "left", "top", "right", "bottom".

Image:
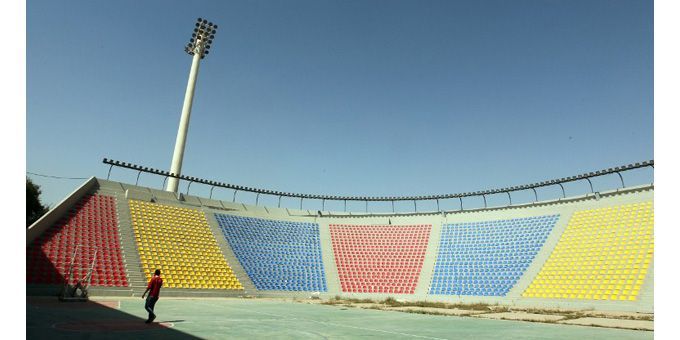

{"left": 145, "top": 295, "right": 159, "bottom": 318}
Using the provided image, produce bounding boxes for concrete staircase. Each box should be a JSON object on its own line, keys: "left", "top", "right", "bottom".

{"left": 416, "top": 219, "right": 444, "bottom": 298}
{"left": 96, "top": 187, "right": 147, "bottom": 297}
{"left": 317, "top": 220, "right": 340, "bottom": 295}
{"left": 94, "top": 187, "right": 253, "bottom": 298}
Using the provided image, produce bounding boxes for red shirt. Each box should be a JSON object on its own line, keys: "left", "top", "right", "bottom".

{"left": 147, "top": 275, "right": 163, "bottom": 297}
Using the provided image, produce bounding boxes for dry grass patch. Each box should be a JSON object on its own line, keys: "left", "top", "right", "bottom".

{"left": 312, "top": 296, "right": 652, "bottom": 328}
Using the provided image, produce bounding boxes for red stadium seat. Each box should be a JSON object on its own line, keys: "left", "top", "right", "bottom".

{"left": 330, "top": 224, "right": 431, "bottom": 295}
{"left": 25, "top": 194, "right": 128, "bottom": 288}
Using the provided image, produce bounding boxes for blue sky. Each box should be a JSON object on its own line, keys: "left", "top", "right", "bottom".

{"left": 26, "top": 0, "right": 653, "bottom": 211}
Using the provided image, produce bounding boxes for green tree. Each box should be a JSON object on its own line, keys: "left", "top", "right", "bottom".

{"left": 27, "top": 178, "right": 48, "bottom": 227}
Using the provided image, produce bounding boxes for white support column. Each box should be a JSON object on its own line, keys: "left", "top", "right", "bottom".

{"left": 166, "top": 51, "right": 202, "bottom": 193}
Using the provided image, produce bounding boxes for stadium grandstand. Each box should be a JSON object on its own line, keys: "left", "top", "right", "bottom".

{"left": 25, "top": 3, "right": 657, "bottom": 338}
{"left": 27, "top": 159, "right": 654, "bottom": 315}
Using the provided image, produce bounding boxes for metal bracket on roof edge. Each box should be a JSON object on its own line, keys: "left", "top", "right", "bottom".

{"left": 615, "top": 171, "right": 625, "bottom": 189}
{"left": 558, "top": 183, "right": 566, "bottom": 199}
{"left": 162, "top": 175, "right": 169, "bottom": 190}
{"left": 106, "top": 164, "right": 114, "bottom": 180}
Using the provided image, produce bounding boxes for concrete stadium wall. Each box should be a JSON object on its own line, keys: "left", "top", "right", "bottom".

{"left": 27, "top": 178, "right": 653, "bottom": 312}
{"left": 26, "top": 177, "right": 99, "bottom": 245}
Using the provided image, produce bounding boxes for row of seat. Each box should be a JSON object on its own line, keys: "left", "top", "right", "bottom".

{"left": 523, "top": 202, "right": 653, "bottom": 300}
{"left": 130, "top": 200, "right": 243, "bottom": 290}
{"left": 28, "top": 195, "right": 654, "bottom": 302}
{"left": 430, "top": 215, "right": 559, "bottom": 296}
{"left": 26, "top": 194, "right": 128, "bottom": 287}
{"left": 216, "top": 214, "right": 327, "bottom": 292}
{"left": 331, "top": 224, "right": 430, "bottom": 294}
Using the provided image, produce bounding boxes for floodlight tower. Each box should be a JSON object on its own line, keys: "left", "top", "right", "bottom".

{"left": 166, "top": 18, "right": 218, "bottom": 193}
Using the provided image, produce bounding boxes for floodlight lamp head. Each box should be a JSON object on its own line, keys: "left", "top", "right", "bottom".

{"left": 186, "top": 18, "right": 217, "bottom": 57}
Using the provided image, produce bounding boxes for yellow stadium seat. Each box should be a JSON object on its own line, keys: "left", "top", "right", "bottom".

{"left": 522, "top": 202, "right": 653, "bottom": 301}
{"left": 128, "top": 199, "right": 242, "bottom": 290}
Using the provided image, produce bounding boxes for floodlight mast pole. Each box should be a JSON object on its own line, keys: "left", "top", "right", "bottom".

{"left": 166, "top": 18, "right": 217, "bottom": 193}
{"left": 167, "top": 50, "right": 201, "bottom": 193}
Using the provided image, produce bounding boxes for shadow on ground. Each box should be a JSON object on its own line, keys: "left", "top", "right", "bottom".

{"left": 27, "top": 297, "right": 201, "bottom": 339}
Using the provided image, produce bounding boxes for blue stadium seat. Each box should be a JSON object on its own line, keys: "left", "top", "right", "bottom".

{"left": 215, "top": 214, "right": 327, "bottom": 292}
{"left": 429, "top": 215, "right": 558, "bottom": 296}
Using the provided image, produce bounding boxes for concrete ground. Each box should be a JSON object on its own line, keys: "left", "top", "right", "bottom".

{"left": 558, "top": 317, "right": 654, "bottom": 331}
{"left": 27, "top": 297, "right": 652, "bottom": 339}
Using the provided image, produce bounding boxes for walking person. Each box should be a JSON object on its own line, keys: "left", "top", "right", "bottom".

{"left": 142, "top": 269, "right": 163, "bottom": 324}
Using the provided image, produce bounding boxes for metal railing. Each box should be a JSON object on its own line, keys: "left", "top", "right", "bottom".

{"left": 103, "top": 158, "right": 653, "bottom": 213}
